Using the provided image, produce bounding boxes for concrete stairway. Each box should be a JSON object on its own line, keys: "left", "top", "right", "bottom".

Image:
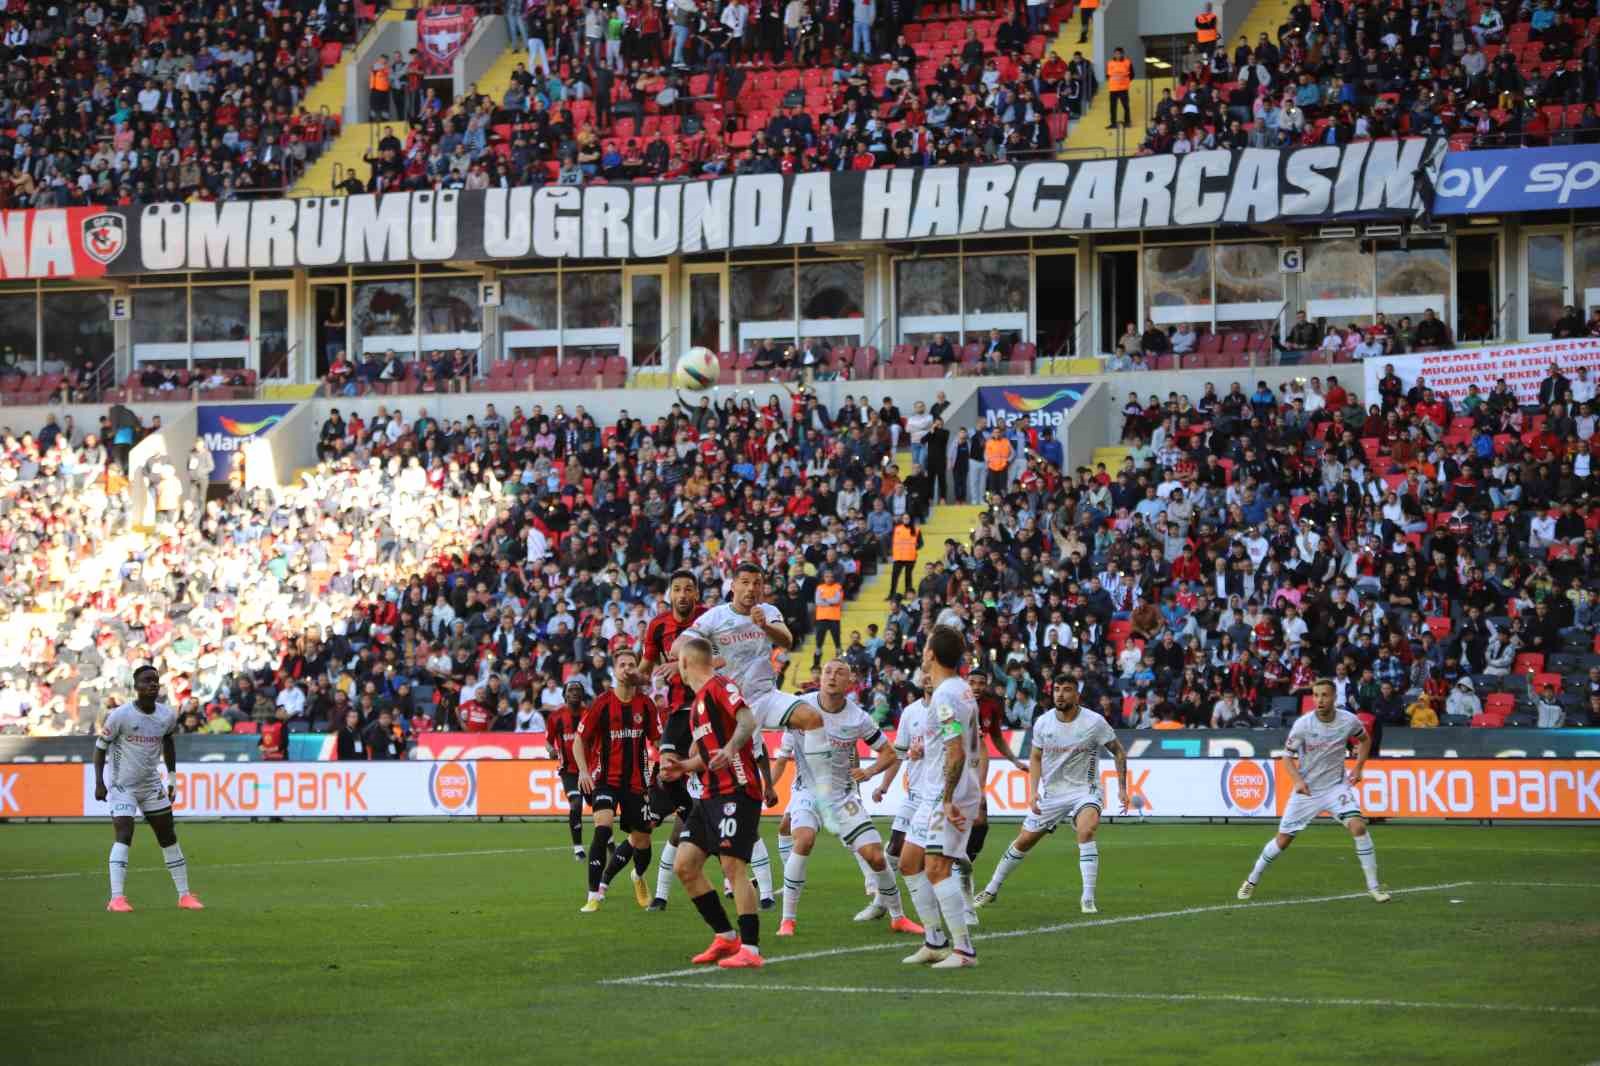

{"left": 290, "top": 8, "right": 410, "bottom": 196}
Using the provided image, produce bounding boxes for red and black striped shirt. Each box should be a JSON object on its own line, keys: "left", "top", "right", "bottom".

{"left": 544, "top": 705, "right": 581, "bottom": 775}
{"left": 578, "top": 689, "right": 660, "bottom": 793}
{"left": 643, "top": 605, "right": 700, "bottom": 716}
{"left": 689, "top": 674, "right": 762, "bottom": 802}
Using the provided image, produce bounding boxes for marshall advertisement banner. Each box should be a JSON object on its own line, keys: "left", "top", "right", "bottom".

{"left": 978, "top": 384, "right": 1089, "bottom": 429}
{"left": 1363, "top": 336, "right": 1600, "bottom": 408}
{"left": 0, "top": 139, "right": 1442, "bottom": 281}
{"left": 3, "top": 756, "right": 1595, "bottom": 819}
{"left": 195, "top": 402, "right": 297, "bottom": 482}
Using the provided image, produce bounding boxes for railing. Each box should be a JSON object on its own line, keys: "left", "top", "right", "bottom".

{"left": 92, "top": 348, "right": 123, "bottom": 403}
{"left": 260, "top": 340, "right": 301, "bottom": 384}
{"left": 1055, "top": 146, "right": 1110, "bottom": 161}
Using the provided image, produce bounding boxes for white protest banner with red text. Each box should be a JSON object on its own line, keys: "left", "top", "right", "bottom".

{"left": 1364, "top": 336, "right": 1600, "bottom": 406}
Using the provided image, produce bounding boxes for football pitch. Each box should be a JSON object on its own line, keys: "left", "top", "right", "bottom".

{"left": 1, "top": 820, "right": 1596, "bottom": 1066}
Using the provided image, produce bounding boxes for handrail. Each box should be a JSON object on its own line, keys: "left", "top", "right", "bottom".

{"left": 261, "top": 339, "right": 301, "bottom": 383}
{"left": 1492, "top": 294, "right": 1511, "bottom": 343}
{"left": 1070, "top": 309, "right": 1090, "bottom": 359}
{"left": 1256, "top": 299, "right": 1289, "bottom": 367}
{"left": 91, "top": 347, "right": 123, "bottom": 402}
{"left": 861, "top": 315, "right": 889, "bottom": 357}
{"left": 1054, "top": 146, "right": 1109, "bottom": 160}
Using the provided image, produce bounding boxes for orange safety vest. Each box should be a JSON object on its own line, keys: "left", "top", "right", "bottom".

{"left": 984, "top": 436, "right": 1013, "bottom": 471}
{"left": 1195, "top": 11, "right": 1218, "bottom": 43}
{"left": 892, "top": 525, "right": 919, "bottom": 562}
{"left": 815, "top": 581, "right": 843, "bottom": 621}
{"left": 1080, "top": 0, "right": 1097, "bottom": 8}
{"left": 369, "top": 66, "right": 390, "bottom": 92}
{"left": 1106, "top": 56, "right": 1132, "bottom": 92}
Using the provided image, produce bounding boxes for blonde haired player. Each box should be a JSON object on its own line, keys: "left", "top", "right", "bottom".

{"left": 1237, "top": 678, "right": 1390, "bottom": 902}
{"left": 768, "top": 659, "right": 923, "bottom": 938}
{"left": 975, "top": 675, "right": 1128, "bottom": 914}
{"left": 95, "top": 665, "right": 203, "bottom": 912}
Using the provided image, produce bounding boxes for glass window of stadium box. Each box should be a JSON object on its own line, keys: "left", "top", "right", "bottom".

{"left": 629, "top": 270, "right": 665, "bottom": 366}
{"left": 798, "top": 260, "right": 865, "bottom": 355}
{"left": 131, "top": 286, "right": 188, "bottom": 367}
{"left": 683, "top": 267, "right": 727, "bottom": 356}
{"left": 1521, "top": 228, "right": 1584, "bottom": 339}
{"left": 731, "top": 263, "right": 797, "bottom": 352}
{"left": 1303, "top": 237, "right": 1450, "bottom": 340}
{"left": 41, "top": 290, "right": 112, "bottom": 375}
{"left": 560, "top": 269, "right": 623, "bottom": 362}
{"left": 188, "top": 285, "right": 250, "bottom": 368}
{"left": 420, "top": 276, "right": 483, "bottom": 360}
{"left": 1579, "top": 227, "right": 1600, "bottom": 321}
{"left": 894, "top": 256, "right": 960, "bottom": 346}
{"left": 353, "top": 280, "right": 418, "bottom": 356}
{"left": 0, "top": 291, "right": 38, "bottom": 373}
{"left": 1143, "top": 244, "right": 1212, "bottom": 330}
{"left": 961, "top": 255, "right": 1028, "bottom": 344}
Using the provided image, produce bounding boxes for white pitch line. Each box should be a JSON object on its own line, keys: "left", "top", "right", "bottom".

{"left": 629, "top": 980, "right": 1600, "bottom": 1017}
{"left": 1478, "top": 881, "right": 1600, "bottom": 890}
{"left": 0, "top": 845, "right": 572, "bottom": 882}
{"left": 601, "top": 881, "right": 1473, "bottom": 986}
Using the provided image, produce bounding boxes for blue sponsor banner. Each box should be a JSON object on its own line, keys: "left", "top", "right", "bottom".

{"left": 196, "top": 403, "right": 296, "bottom": 482}
{"left": 976, "top": 383, "right": 1088, "bottom": 429}
{"left": 1433, "top": 146, "right": 1600, "bottom": 215}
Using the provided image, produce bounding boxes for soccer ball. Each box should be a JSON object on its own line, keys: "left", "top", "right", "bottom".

{"left": 674, "top": 346, "right": 720, "bottom": 391}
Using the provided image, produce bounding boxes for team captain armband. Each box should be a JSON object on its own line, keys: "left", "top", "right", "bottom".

{"left": 937, "top": 704, "right": 963, "bottom": 740}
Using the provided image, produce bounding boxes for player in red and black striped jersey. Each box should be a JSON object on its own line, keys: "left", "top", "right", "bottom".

{"left": 963, "top": 671, "right": 1026, "bottom": 921}
{"left": 574, "top": 648, "right": 660, "bottom": 912}
{"left": 544, "top": 681, "right": 590, "bottom": 861}
{"left": 659, "top": 635, "right": 766, "bottom": 969}
{"left": 638, "top": 569, "right": 703, "bottom": 912}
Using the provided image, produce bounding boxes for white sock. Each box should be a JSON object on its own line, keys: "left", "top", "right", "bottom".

{"left": 986, "top": 845, "right": 1027, "bottom": 894}
{"left": 777, "top": 833, "right": 793, "bottom": 869}
{"left": 855, "top": 848, "right": 876, "bottom": 890}
{"left": 872, "top": 864, "right": 905, "bottom": 918}
{"left": 1353, "top": 834, "right": 1380, "bottom": 890}
{"left": 782, "top": 852, "right": 808, "bottom": 921}
{"left": 750, "top": 838, "right": 773, "bottom": 899}
{"left": 1249, "top": 839, "right": 1282, "bottom": 884}
{"left": 1078, "top": 840, "right": 1099, "bottom": 899}
{"left": 654, "top": 842, "right": 677, "bottom": 902}
{"left": 162, "top": 843, "right": 189, "bottom": 896}
{"left": 933, "top": 875, "right": 973, "bottom": 954}
{"left": 109, "top": 842, "right": 129, "bottom": 898}
{"left": 905, "top": 871, "right": 948, "bottom": 947}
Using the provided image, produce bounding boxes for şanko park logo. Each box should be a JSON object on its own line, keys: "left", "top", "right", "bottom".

{"left": 1219, "top": 759, "right": 1275, "bottom": 814}
{"left": 428, "top": 761, "right": 477, "bottom": 815}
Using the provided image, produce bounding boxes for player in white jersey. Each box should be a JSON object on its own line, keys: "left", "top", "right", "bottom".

{"left": 1238, "top": 678, "right": 1390, "bottom": 903}
{"left": 767, "top": 660, "right": 924, "bottom": 938}
{"left": 93, "top": 665, "right": 203, "bottom": 912}
{"left": 876, "top": 674, "right": 934, "bottom": 872}
{"left": 975, "top": 675, "right": 1128, "bottom": 914}
{"left": 898, "top": 626, "right": 984, "bottom": 969}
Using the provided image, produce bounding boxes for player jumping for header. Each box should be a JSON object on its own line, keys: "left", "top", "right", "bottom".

{"left": 95, "top": 665, "right": 203, "bottom": 912}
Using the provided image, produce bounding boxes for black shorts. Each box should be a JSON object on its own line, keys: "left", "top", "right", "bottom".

{"left": 559, "top": 771, "right": 592, "bottom": 807}
{"left": 648, "top": 776, "right": 694, "bottom": 826}
{"left": 591, "top": 788, "right": 650, "bottom": 833}
{"left": 685, "top": 793, "right": 762, "bottom": 863}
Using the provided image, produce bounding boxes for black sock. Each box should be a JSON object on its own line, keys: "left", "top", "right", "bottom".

{"left": 602, "top": 841, "right": 634, "bottom": 886}
{"left": 588, "top": 824, "right": 613, "bottom": 892}
{"left": 568, "top": 798, "right": 583, "bottom": 845}
{"left": 634, "top": 845, "right": 652, "bottom": 876}
{"left": 690, "top": 889, "right": 733, "bottom": 934}
{"left": 888, "top": 829, "right": 905, "bottom": 865}
{"left": 737, "top": 912, "right": 760, "bottom": 949}
{"left": 968, "top": 821, "right": 990, "bottom": 861}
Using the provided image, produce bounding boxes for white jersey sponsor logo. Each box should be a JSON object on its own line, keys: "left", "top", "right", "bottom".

{"left": 690, "top": 603, "right": 782, "bottom": 700}
{"left": 1034, "top": 708, "right": 1118, "bottom": 798}
{"left": 97, "top": 702, "right": 178, "bottom": 790}
{"left": 1285, "top": 709, "right": 1365, "bottom": 792}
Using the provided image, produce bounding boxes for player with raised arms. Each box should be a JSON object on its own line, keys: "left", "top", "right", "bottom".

{"left": 975, "top": 674, "right": 1128, "bottom": 914}
{"left": 574, "top": 647, "right": 660, "bottom": 912}
{"left": 1237, "top": 677, "right": 1390, "bottom": 903}
{"left": 660, "top": 636, "right": 767, "bottom": 969}
{"left": 95, "top": 665, "right": 203, "bottom": 912}
{"left": 767, "top": 659, "right": 924, "bottom": 937}
{"left": 898, "top": 625, "right": 984, "bottom": 969}
{"left": 638, "top": 569, "right": 704, "bottom": 912}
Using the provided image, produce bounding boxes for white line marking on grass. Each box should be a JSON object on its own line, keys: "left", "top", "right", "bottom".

{"left": 601, "top": 881, "right": 1473, "bottom": 986}
{"left": 0, "top": 845, "right": 572, "bottom": 882}
{"left": 1482, "top": 881, "right": 1600, "bottom": 890}
{"left": 630, "top": 981, "right": 1600, "bottom": 1017}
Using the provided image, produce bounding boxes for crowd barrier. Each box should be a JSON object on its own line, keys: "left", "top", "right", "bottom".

{"left": 3, "top": 759, "right": 1596, "bottom": 821}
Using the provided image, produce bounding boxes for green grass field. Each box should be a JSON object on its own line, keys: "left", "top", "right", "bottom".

{"left": 1, "top": 820, "right": 1596, "bottom": 1065}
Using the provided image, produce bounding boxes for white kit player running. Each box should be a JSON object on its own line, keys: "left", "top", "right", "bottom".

{"left": 975, "top": 675, "right": 1128, "bottom": 914}
{"left": 899, "top": 626, "right": 984, "bottom": 969}
{"left": 687, "top": 562, "right": 823, "bottom": 907}
{"left": 94, "top": 665, "right": 203, "bottom": 912}
{"left": 1238, "top": 677, "right": 1390, "bottom": 903}
{"left": 768, "top": 660, "right": 923, "bottom": 938}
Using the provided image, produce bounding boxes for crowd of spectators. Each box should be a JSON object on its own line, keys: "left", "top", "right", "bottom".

{"left": 1104, "top": 308, "right": 1465, "bottom": 372}
{"left": 851, "top": 359, "right": 1600, "bottom": 737}
{"left": 344, "top": 0, "right": 1087, "bottom": 194}
{"left": 0, "top": 0, "right": 370, "bottom": 209}
{"left": 1135, "top": 0, "right": 1600, "bottom": 158}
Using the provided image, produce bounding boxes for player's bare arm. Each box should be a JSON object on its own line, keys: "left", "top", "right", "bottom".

{"left": 163, "top": 733, "right": 178, "bottom": 801}
{"left": 1283, "top": 751, "right": 1309, "bottom": 795}
{"left": 988, "top": 717, "right": 1026, "bottom": 772}
{"left": 1107, "top": 737, "right": 1130, "bottom": 814}
{"left": 872, "top": 758, "right": 901, "bottom": 803}
{"left": 93, "top": 744, "right": 108, "bottom": 802}
{"left": 850, "top": 743, "right": 898, "bottom": 784}
{"left": 752, "top": 606, "right": 793, "bottom": 650}
{"left": 1349, "top": 731, "right": 1371, "bottom": 785}
{"left": 1027, "top": 746, "right": 1043, "bottom": 814}
{"left": 941, "top": 734, "right": 966, "bottom": 829}
{"left": 708, "top": 705, "right": 758, "bottom": 771}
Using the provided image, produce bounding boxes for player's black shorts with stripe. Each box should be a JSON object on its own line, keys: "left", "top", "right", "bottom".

{"left": 591, "top": 788, "right": 650, "bottom": 833}
{"left": 685, "top": 794, "right": 761, "bottom": 863}
{"left": 648, "top": 775, "right": 693, "bottom": 825}
{"left": 559, "top": 771, "right": 592, "bottom": 807}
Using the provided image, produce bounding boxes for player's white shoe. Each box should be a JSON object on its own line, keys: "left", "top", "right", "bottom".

{"left": 902, "top": 944, "right": 952, "bottom": 965}
{"left": 973, "top": 889, "right": 997, "bottom": 908}
{"left": 854, "top": 899, "right": 888, "bottom": 922}
{"left": 1369, "top": 886, "right": 1392, "bottom": 903}
{"left": 1236, "top": 880, "right": 1255, "bottom": 900}
{"left": 964, "top": 907, "right": 979, "bottom": 928}
{"left": 1080, "top": 897, "right": 1098, "bottom": 914}
{"left": 930, "top": 950, "right": 977, "bottom": 969}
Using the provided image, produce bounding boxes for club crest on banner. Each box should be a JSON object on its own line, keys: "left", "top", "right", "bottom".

{"left": 82, "top": 213, "right": 127, "bottom": 265}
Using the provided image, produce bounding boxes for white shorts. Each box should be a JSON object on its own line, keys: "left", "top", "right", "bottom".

{"left": 1278, "top": 783, "right": 1363, "bottom": 836}
{"left": 907, "top": 797, "right": 977, "bottom": 859}
{"left": 748, "top": 688, "right": 805, "bottom": 730}
{"left": 1022, "top": 790, "right": 1102, "bottom": 834}
{"left": 892, "top": 795, "right": 921, "bottom": 835}
{"left": 107, "top": 782, "right": 171, "bottom": 818}
{"left": 788, "top": 789, "right": 881, "bottom": 849}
